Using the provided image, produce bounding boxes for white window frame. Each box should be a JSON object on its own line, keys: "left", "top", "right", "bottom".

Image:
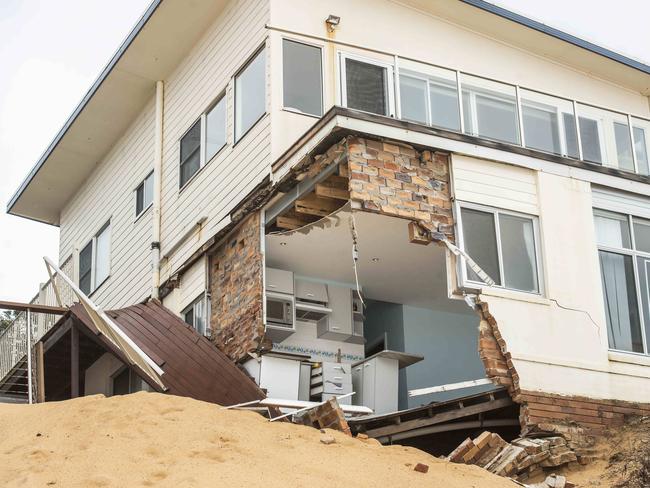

{"left": 178, "top": 92, "right": 228, "bottom": 190}
{"left": 134, "top": 170, "right": 154, "bottom": 219}
{"left": 79, "top": 220, "right": 111, "bottom": 295}
{"left": 456, "top": 201, "right": 544, "bottom": 295}
{"left": 594, "top": 208, "right": 650, "bottom": 356}
{"left": 281, "top": 37, "right": 324, "bottom": 118}
{"left": 520, "top": 98, "right": 570, "bottom": 158}
{"left": 182, "top": 294, "right": 208, "bottom": 337}
{"left": 338, "top": 51, "right": 395, "bottom": 117}
{"left": 462, "top": 87, "right": 520, "bottom": 145}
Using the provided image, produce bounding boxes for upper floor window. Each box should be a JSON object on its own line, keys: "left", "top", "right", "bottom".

{"left": 179, "top": 94, "right": 227, "bottom": 188}
{"left": 282, "top": 39, "right": 323, "bottom": 117}
{"left": 594, "top": 209, "right": 650, "bottom": 354}
{"left": 341, "top": 54, "right": 393, "bottom": 116}
{"left": 135, "top": 171, "right": 154, "bottom": 217}
{"left": 183, "top": 295, "right": 207, "bottom": 336}
{"left": 459, "top": 204, "right": 541, "bottom": 294}
{"left": 235, "top": 48, "right": 266, "bottom": 142}
{"left": 79, "top": 221, "right": 111, "bottom": 295}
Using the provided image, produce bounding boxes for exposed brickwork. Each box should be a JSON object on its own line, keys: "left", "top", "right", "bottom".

{"left": 476, "top": 299, "right": 520, "bottom": 400}
{"left": 209, "top": 212, "right": 267, "bottom": 361}
{"left": 520, "top": 390, "right": 650, "bottom": 434}
{"left": 346, "top": 136, "right": 454, "bottom": 240}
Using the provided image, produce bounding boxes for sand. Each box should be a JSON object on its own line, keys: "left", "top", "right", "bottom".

{"left": 0, "top": 392, "right": 520, "bottom": 488}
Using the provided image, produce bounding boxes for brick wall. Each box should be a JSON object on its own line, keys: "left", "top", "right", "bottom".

{"left": 346, "top": 136, "right": 454, "bottom": 241}
{"left": 209, "top": 212, "right": 267, "bottom": 361}
{"left": 521, "top": 390, "right": 650, "bottom": 434}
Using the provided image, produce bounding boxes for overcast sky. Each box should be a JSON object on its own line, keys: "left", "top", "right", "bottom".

{"left": 0, "top": 0, "right": 648, "bottom": 303}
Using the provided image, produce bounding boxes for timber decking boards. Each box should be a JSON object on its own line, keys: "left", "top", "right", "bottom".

{"left": 349, "top": 388, "right": 518, "bottom": 444}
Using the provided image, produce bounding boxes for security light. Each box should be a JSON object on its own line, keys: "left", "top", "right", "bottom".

{"left": 325, "top": 15, "right": 341, "bottom": 32}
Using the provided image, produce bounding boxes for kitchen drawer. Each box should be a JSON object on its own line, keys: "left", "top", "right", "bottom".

{"left": 322, "top": 393, "right": 352, "bottom": 405}
{"left": 321, "top": 362, "right": 351, "bottom": 380}
{"left": 311, "top": 381, "right": 352, "bottom": 396}
{"left": 265, "top": 268, "right": 294, "bottom": 295}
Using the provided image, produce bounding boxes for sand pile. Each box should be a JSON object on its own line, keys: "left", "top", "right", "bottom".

{"left": 0, "top": 392, "right": 519, "bottom": 487}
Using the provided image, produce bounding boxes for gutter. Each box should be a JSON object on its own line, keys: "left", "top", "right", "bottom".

{"left": 460, "top": 0, "right": 650, "bottom": 75}
{"left": 151, "top": 80, "right": 164, "bottom": 300}
{"left": 5, "top": 0, "right": 163, "bottom": 215}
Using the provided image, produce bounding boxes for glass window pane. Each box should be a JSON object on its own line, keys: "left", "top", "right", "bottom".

{"left": 180, "top": 120, "right": 201, "bottom": 187}
{"left": 429, "top": 82, "right": 460, "bottom": 131}
{"left": 613, "top": 122, "right": 635, "bottom": 172}
{"left": 345, "top": 58, "right": 388, "bottom": 116}
{"left": 135, "top": 183, "right": 144, "bottom": 216}
{"left": 399, "top": 74, "right": 428, "bottom": 124}
{"left": 637, "top": 256, "right": 650, "bottom": 352}
{"left": 79, "top": 241, "right": 93, "bottom": 295}
{"left": 194, "top": 299, "right": 205, "bottom": 336}
{"left": 461, "top": 208, "right": 501, "bottom": 285}
{"left": 206, "top": 97, "right": 226, "bottom": 162}
{"left": 184, "top": 307, "right": 194, "bottom": 327}
{"left": 461, "top": 74, "right": 519, "bottom": 145}
{"left": 235, "top": 49, "right": 266, "bottom": 141}
{"left": 594, "top": 210, "right": 632, "bottom": 249}
{"left": 499, "top": 214, "right": 539, "bottom": 293}
{"left": 144, "top": 172, "right": 154, "bottom": 208}
{"left": 282, "top": 40, "right": 322, "bottom": 116}
{"left": 521, "top": 90, "right": 576, "bottom": 157}
{"left": 633, "top": 218, "right": 650, "bottom": 253}
{"left": 599, "top": 251, "right": 644, "bottom": 353}
{"left": 562, "top": 113, "right": 580, "bottom": 159}
{"left": 632, "top": 118, "right": 650, "bottom": 175}
{"left": 94, "top": 224, "right": 111, "bottom": 288}
{"left": 577, "top": 104, "right": 632, "bottom": 170}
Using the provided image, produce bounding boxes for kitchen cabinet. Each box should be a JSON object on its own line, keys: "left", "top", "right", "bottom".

{"left": 316, "top": 285, "right": 353, "bottom": 340}
{"left": 295, "top": 279, "right": 328, "bottom": 303}
{"left": 310, "top": 362, "right": 352, "bottom": 405}
{"left": 242, "top": 352, "right": 310, "bottom": 400}
{"left": 265, "top": 268, "right": 294, "bottom": 295}
{"left": 352, "top": 351, "right": 423, "bottom": 414}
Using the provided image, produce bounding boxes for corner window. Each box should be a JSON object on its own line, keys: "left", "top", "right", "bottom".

{"left": 341, "top": 54, "right": 392, "bottom": 116}
{"left": 78, "top": 221, "right": 111, "bottom": 295}
{"left": 235, "top": 48, "right": 266, "bottom": 142}
{"left": 135, "top": 171, "right": 154, "bottom": 217}
{"left": 179, "top": 93, "right": 227, "bottom": 189}
{"left": 459, "top": 205, "right": 541, "bottom": 293}
{"left": 282, "top": 39, "right": 323, "bottom": 117}
{"left": 183, "top": 295, "right": 207, "bottom": 336}
{"left": 594, "top": 209, "right": 650, "bottom": 355}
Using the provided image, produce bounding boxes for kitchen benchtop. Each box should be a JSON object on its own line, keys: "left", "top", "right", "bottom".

{"left": 352, "top": 350, "right": 424, "bottom": 369}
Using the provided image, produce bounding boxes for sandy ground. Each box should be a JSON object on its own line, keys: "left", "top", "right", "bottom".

{"left": 0, "top": 392, "right": 521, "bottom": 488}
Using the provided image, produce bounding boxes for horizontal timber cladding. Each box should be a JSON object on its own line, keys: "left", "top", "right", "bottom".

{"left": 345, "top": 136, "right": 455, "bottom": 240}
{"left": 520, "top": 390, "right": 650, "bottom": 434}
{"left": 209, "top": 212, "right": 267, "bottom": 362}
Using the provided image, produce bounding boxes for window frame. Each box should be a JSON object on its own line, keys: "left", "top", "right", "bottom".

{"left": 134, "top": 170, "right": 154, "bottom": 219}
{"left": 78, "top": 220, "right": 111, "bottom": 296}
{"left": 456, "top": 201, "right": 544, "bottom": 295}
{"left": 182, "top": 294, "right": 208, "bottom": 337}
{"left": 281, "top": 37, "right": 324, "bottom": 118}
{"left": 234, "top": 46, "right": 267, "bottom": 144}
{"left": 594, "top": 208, "right": 650, "bottom": 356}
{"left": 338, "top": 51, "right": 395, "bottom": 118}
{"left": 178, "top": 91, "right": 228, "bottom": 191}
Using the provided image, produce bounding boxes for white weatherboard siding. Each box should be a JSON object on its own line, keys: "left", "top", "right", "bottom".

{"left": 159, "top": 0, "right": 271, "bottom": 281}
{"left": 59, "top": 100, "right": 156, "bottom": 310}
{"left": 451, "top": 155, "right": 538, "bottom": 214}
{"left": 162, "top": 256, "right": 207, "bottom": 316}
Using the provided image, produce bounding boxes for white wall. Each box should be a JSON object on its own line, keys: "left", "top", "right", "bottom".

{"left": 84, "top": 353, "right": 125, "bottom": 396}
{"left": 162, "top": 256, "right": 206, "bottom": 316}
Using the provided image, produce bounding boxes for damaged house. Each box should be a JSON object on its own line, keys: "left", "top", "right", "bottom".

{"left": 3, "top": 0, "right": 650, "bottom": 464}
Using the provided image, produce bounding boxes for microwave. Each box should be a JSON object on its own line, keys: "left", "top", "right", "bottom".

{"left": 266, "top": 292, "right": 294, "bottom": 329}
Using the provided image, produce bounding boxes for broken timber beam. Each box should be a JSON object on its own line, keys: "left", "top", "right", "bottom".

{"left": 295, "top": 194, "right": 342, "bottom": 217}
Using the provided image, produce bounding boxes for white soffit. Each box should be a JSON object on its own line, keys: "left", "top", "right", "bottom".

{"left": 8, "top": 0, "right": 229, "bottom": 225}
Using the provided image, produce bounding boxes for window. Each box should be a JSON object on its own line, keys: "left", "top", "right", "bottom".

{"left": 135, "top": 171, "right": 154, "bottom": 217}
{"left": 460, "top": 74, "right": 520, "bottom": 145}
{"left": 341, "top": 55, "right": 392, "bottom": 116}
{"left": 632, "top": 118, "right": 650, "bottom": 175}
{"left": 235, "top": 48, "right": 266, "bottom": 141}
{"left": 78, "top": 221, "right": 111, "bottom": 295}
{"left": 594, "top": 209, "right": 650, "bottom": 354}
{"left": 111, "top": 367, "right": 148, "bottom": 396}
{"left": 282, "top": 39, "right": 322, "bottom": 117}
{"left": 459, "top": 205, "right": 540, "bottom": 293}
{"left": 398, "top": 67, "right": 460, "bottom": 131}
{"left": 183, "top": 295, "right": 207, "bottom": 336}
{"left": 179, "top": 94, "right": 227, "bottom": 188}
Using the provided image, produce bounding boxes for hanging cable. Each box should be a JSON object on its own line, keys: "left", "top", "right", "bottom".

{"left": 349, "top": 213, "right": 366, "bottom": 308}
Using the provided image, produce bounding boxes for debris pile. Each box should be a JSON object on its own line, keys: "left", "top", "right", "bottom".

{"left": 447, "top": 427, "right": 594, "bottom": 483}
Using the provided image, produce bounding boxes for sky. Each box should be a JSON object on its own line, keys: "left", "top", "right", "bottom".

{"left": 0, "top": 0, "right": 648, "bottom": 303}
